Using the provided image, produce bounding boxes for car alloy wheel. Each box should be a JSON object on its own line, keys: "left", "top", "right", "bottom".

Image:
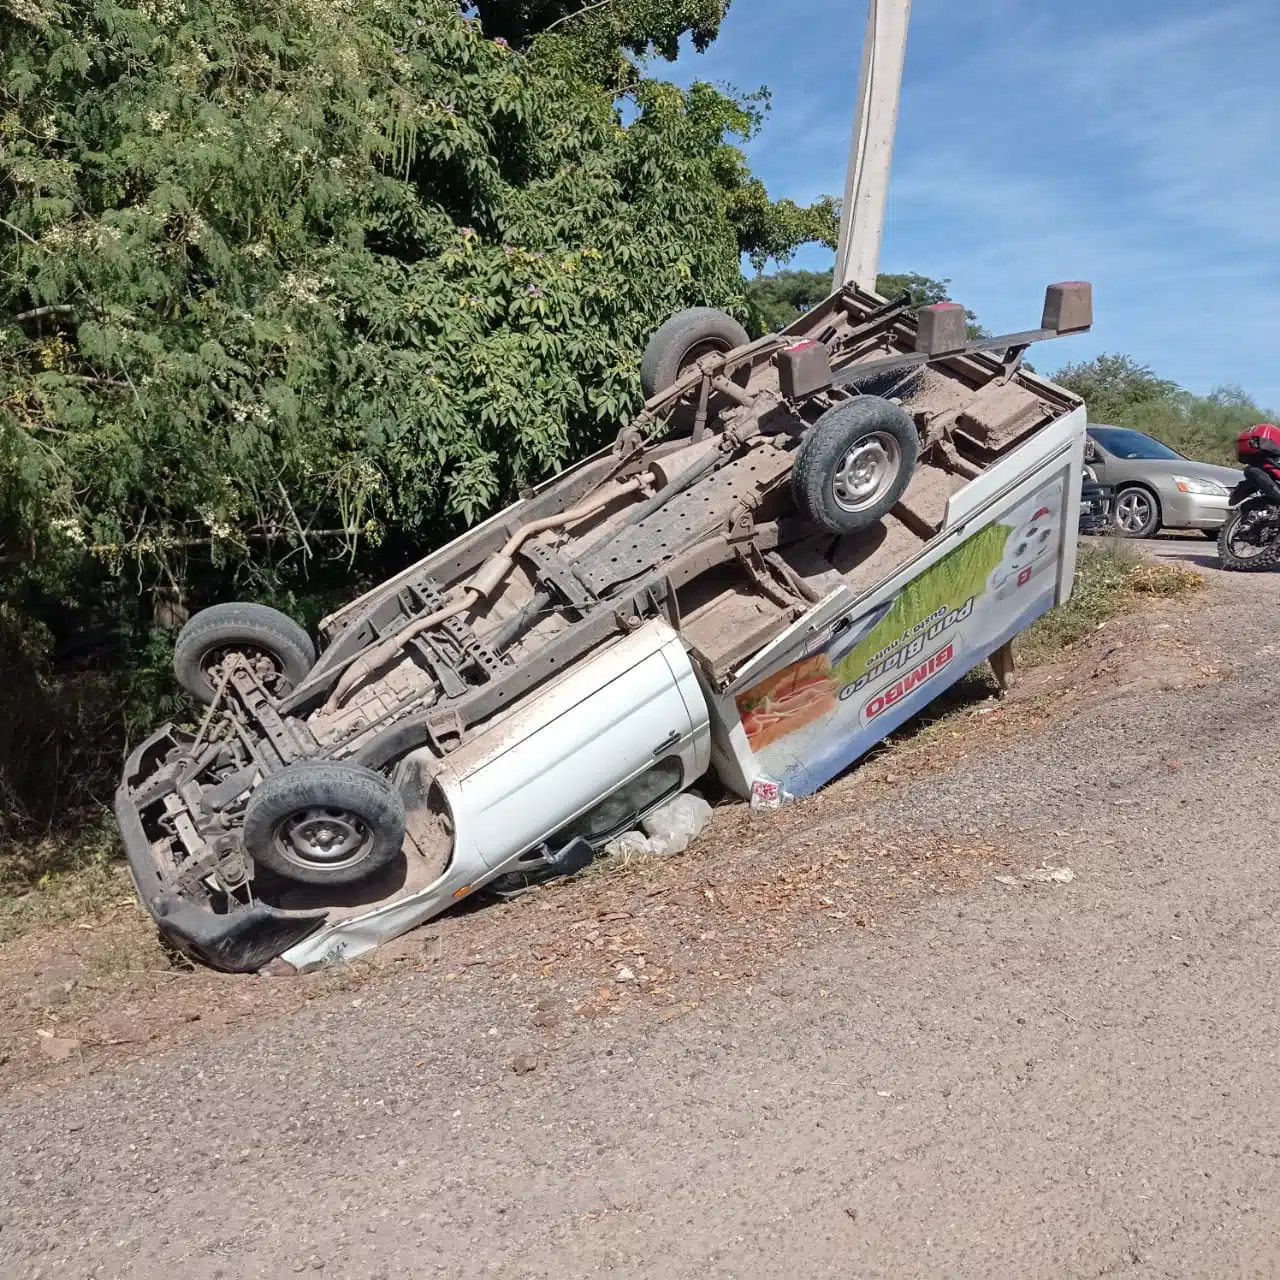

{"left": 1113, "top": 488, "right": 1158, "bottom": 537}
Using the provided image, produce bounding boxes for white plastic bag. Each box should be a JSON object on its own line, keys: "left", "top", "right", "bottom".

{"left": 639, "top": 791, "right": 713, "bottom": 856}
{"left": 603, "top": 792, "right": 713, "bottom": 860}
{"left": 602, "top": 830, "right": 657, "bottom": 859}
{"left": 749, "top": 777, "right": 793, "bottom": 810}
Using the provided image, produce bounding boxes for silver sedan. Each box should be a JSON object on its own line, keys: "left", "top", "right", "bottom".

{"left": 1084, "top": 425, "right": 1243, "bottom": 538}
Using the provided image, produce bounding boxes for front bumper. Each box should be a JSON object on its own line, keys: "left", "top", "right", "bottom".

{"left": 1164, "top": 490, "right": 1230, "bottom": 530}
{"left": 116, "top": 727, "right": 328, "bottom": 973}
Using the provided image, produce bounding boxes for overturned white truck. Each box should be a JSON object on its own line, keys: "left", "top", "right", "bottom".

{"left": 116, "top": 281, "right": 1093, "bottom": 972}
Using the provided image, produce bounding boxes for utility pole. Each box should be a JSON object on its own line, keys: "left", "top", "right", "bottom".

{"left": 833, "top": 0, "right": 912, "bottom": 293}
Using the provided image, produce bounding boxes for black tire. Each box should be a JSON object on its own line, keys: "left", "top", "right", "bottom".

{"left": 1217, "top": 508, "right": 1280, "bottom": 572}
{"left": 1111, "top": 486, "right": 1161, "bottom": 538}
{"left": 791, "top": 396, "right": 920, "bottom": 535}
{"left": 243, "top": 761, "right": 406, "bottom": 887}
{"left": 173, "top": 602, "right": 316, "bottom": 704}
{"left": 640, "top": 307, "right": 750, "bottom": 400}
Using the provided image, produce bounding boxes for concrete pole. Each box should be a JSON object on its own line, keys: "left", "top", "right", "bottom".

{"left": 833, "top": 0, "right": 912, "bottom": 292}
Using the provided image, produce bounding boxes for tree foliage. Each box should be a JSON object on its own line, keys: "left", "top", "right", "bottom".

{"left": 1052, "top": 354, "right": 1179, "bottom": 424}
{"left": 471, "top": 0, "right": 728, "bottom": 68}
{"left": 1054, "top": 354, "right": 1274, "bottom": 468}
{"left": 743, "top": 268, "right": 984, "bottom": 338}
{"left": 1, "top": 0, "right": 834, "bottom": 607}
{"left": 0, "top": 0, "right": 835, "bottom": 833}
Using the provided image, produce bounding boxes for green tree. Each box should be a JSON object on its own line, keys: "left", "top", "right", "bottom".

{"left": 742, "top": 269, "right": 831, "bottom": 333}
{"left": 1055, "top": 355, "right": 1274, "bottom": 467}
{"left": 743, "top": 268, "right": 985, "bottom": 337}
{"left": 1, "top": 0, "right": 834, "bottom": 601}
{"left": 1053, "top": 354, "right": 1179, "bottom": 424}
{"left": 472, "top": 0, "right": 729, "bottom": 62}
{"left": 0, "top": 0, "right": 836, "bottom": 830}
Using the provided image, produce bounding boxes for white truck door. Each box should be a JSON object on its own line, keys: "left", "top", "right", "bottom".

{"left": 458, "top": 627, "right": 700, "bottom": 869}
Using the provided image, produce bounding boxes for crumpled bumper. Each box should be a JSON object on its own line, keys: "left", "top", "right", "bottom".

{"left": 115, "top": 727, "right": 327, "bottom": 974}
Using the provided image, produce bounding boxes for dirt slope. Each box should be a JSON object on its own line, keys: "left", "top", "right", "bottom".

{"left": 0, "top": 549, "right": 1215, "bottom": 1095}
{"left": 2, "top": 540, "right": 1277, "bottom": 1279}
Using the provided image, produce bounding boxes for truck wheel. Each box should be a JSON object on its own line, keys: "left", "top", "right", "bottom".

{"left": 243, "top": 761, "right": 406, "bottom": 887}
{"left": 173, "top": 602, "right": 316, "bottom": 704}
{"left": 640, "top": 307, "right": 750, "bottom": 399}
{"left": 792, "top": 396, "right": 920, "bottom": 535}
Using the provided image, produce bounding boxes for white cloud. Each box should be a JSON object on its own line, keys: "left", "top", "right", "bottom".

{"left": 672, "top": 0, "right": 1280, "bottom": 406}
{"left": 990, "top": 4, "right": 1280, "bottom": 249}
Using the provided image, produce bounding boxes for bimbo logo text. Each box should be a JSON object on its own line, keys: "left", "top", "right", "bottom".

{"left": 859, "top": 642, "right": 955, "bottom": 725}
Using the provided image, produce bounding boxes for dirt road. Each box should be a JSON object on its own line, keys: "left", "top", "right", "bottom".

{"left": 4, "top": 540, "right": 1279, "bottom": 1279}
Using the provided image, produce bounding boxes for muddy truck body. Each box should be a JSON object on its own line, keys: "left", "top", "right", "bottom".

{"left": 116, "top": 282, "right": 1093, "bottom": 973}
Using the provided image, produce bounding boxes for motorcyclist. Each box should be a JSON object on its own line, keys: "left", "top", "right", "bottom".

{"left": 1235, "top": 424, "right": 1280, "bottom": 504}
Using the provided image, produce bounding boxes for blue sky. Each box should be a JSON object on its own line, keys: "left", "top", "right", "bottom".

{"left": 665, "top": 0, "right": 1280, "bottom": 409}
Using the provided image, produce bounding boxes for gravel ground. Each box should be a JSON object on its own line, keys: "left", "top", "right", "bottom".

{"left": 3, "top": 539, "right": 1278, "bottom": 1279}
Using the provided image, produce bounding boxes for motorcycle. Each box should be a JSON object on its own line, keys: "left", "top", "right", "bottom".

{"left": 1218, "top": 465, "right": 1280, "bottom": 571}
{"left": 1078, "top": 475, "right": 1113, "bottom": 536}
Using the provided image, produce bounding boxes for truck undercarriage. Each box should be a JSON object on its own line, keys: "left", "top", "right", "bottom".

{"left": 116, "top": 280, "right": 1092, "bottom": 972}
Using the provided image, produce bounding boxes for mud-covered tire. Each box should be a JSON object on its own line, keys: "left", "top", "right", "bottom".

{"left": 243, "top": 761, "right": 406, "bottom": 888}
{"left": 1217, "top": 508, "right": 1280, "bottom": 572}
{"left": 173, "top": 602, "right": 316, "bottom": 704}
{"left": 639, "top": 307, "right": 751, "bottom": 400}
{"left": 792, "top": 396, "right": 920, "bottom": 535}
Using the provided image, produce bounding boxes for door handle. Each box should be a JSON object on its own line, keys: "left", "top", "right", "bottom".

{"left": 653, "top": 729, "right": 681, "bottom": 757}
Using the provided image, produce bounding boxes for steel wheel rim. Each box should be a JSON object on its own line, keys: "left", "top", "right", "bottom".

{"left": 1114, "top": 491, "right": 1153, "bottom": 534}
{"left": 833, "top": 431, "right": 901, "bottom": 513}
{"left": 275, "top": 808, "right": 372, "bottom": 871}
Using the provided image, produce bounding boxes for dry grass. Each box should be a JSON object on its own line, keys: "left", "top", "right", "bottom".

{"left": 0, "top": 817, "right": 125, "bottom": 945}
{"left": 1016, "top": 539, "right": 1202, "bottom": 663}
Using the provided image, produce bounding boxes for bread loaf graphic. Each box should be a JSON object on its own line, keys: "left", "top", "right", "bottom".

{"left": 737, "top": 654, "right": 841, "bottom": 753}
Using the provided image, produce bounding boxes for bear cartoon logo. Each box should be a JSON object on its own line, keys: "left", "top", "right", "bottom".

{"left": 987, "top": 496, "right": 1061, "bottom": 602}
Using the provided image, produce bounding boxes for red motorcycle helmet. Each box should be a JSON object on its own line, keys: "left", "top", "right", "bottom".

{"left": 1236, "top": 423, "right": 1280, "bottom": 463}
